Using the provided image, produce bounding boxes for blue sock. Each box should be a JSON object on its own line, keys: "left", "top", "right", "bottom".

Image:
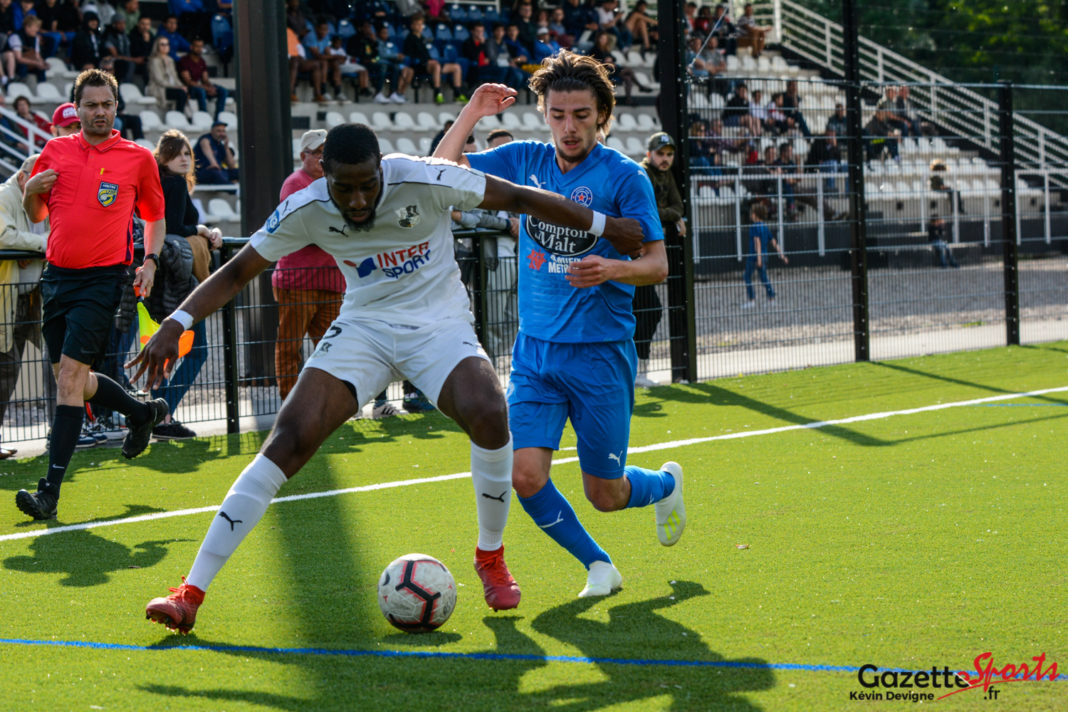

{"left": 625, "top": 466, "right": 675, "bottom": 509}
{"left": 518, "top": 479, "right": 610, "bottom": 569}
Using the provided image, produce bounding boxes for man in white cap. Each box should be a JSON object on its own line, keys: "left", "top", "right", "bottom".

{"left": 271, "top": 129, "right": 345, "bottom": 402}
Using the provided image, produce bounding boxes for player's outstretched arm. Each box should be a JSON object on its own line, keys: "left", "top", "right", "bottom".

{"left": 433, "top": 83, "right": 517, "bottom": 165}
{"left": 126, "top": 243, "right": 273, "bottom": 388}
{"left": 479, "top": 174, "right": 645, "bottom": 256}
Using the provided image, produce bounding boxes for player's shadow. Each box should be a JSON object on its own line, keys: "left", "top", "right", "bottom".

{"left": 523, "top": 580, "right": 774, "bottom": 711}
{"left": 3, "top": 529, "right": 183, "bottom": 586}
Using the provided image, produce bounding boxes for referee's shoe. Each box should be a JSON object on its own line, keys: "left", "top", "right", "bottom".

{"left": 123, "top": 399, "right": 169, "bottom": 459}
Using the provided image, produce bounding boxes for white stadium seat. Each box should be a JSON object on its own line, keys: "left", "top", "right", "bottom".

{"left": 139, "top": 110, "right": 163, "bottom": 131}
{"left": 395, "top": 137, "right": 418, "bottom": 155}
{"left": 325, "top": 111, "right": 345, "bottom": 128}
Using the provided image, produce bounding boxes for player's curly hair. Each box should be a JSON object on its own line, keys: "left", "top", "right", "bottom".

{"left": 528, "top": 49, "right": 616, "bottom": 133}
{"left": 73, "top": 68, "right": 118, "bottom": 104}
{"left": 323, "top": 124, "right": 381, "bottom": 172}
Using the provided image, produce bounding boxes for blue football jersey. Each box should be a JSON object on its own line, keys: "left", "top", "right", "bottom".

{"left": 467, "top": 140, "right": 663, "bottom": 343}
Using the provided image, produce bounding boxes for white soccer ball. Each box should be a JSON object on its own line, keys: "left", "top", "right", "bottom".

{"left": 377, "top": 553, "right": 457, "bottom": 633}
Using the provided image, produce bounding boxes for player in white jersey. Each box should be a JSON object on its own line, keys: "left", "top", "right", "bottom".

{"left": 132, "top": 124, "right": 644, "bottom": 633}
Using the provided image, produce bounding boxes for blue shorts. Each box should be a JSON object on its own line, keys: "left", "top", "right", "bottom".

{"left": 507, "top": 333, "right": 636, "bottom": 479}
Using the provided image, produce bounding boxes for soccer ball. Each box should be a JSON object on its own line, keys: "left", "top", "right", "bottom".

{"left": 377, "top": 553, "right": 457, "bottom": 633}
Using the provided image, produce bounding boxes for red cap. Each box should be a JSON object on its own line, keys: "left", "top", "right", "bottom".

{"left": 51, "top": 103, "right": 79, "bottom": 128}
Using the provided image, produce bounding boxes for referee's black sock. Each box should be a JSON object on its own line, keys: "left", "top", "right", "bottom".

{"left": 89, "top": 374, "right": 151, "bottom": 423}
{"left": 44, "top": 405, "right": 84, "bottom": 495}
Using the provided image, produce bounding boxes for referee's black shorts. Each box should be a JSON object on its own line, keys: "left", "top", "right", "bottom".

{"left": 41, "top": 264, "right": 128, "bottom": 366}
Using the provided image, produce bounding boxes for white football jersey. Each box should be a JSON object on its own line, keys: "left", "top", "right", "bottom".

{"left": 250, "top": 154, "right": 486, "bottom": 326}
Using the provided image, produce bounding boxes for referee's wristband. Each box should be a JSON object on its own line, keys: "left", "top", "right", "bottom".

{"left": 143, "top": 253, "right": 160, "bottom": 267}
{"left": 589, "top": 211, "right": 607, "bottom": 237}
{"left": 168, "top": 309, "right": 194, "bottom": 330}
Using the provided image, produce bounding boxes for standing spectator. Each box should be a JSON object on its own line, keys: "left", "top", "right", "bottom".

{"left": 128, "top": 15, "right": 154, "bottom": 84}
{"left": 735, "top": 2, "right": 769, "bottom": 58}
{"left": 742, "top": 202, "right": 786, "bottom": 307}
{"left": 15, "top": 69, "right": 169, "bottom": 521}
{"left": 927, "top": 215, "right": 959, "bottom": 269}
{"left": 271, "top": 129, "right": 345, "bottom": 402}
{"left": 193, "top": 120, "right": 239, "bottom": 184}
{"left": 102, "top": 14, "right": 137, "bottom": 82}
{"left": 155, "top": 14, "right": 189, "bottom": 59}
{"left": 148, "top": 129, "right": 219, "bottom": 439}
{"left": 8, "top": 14, "right": 47, "bottom": 81}
{"left": 401, "top": 13, "right": 465, "bottom": 104}
{"left": 177, "top": 37, "right": 228, "bottom": 119}
{"left": 146, "top": 35, "right": 189, "bottom": 113}
{"left": 0, "top": 153, "right": 48, "bottom": 461}
{"left": 70, "top": 11, "right": 104, "bottom": 69}
{"left": 371, "top": 21, "right": 412, "bottom": 103}
{"left": 634, "top": 132, "right": 681, "bottom": 388}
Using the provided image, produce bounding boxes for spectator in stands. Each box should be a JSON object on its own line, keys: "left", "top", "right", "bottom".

{"left": 927, "top": 215, "right": 959, "bottom": 269}
{"left": 147, "top": 35, "right": 189, "bottom": 113}
{"left": 635, "top": 132, "right": 680, "bottom": 388}
{"left": 503, "top": 22, "right": 531, "bottom": 68}
{"left": 735, "top": 2, "right": 769, "bottom": 58}
{"left": 99, "top": 55, "right": 144, "bottom": 140}
{"left": 513, "top": 0, "right": 538, "bottom": 54}
{"left": 878, "top": 85, "right": 911, "bottom": 137}
{"left": 115, "top": 0, "right": 140, "bottom": 30}
{"left": 864, "top": 108, "right": 899, "bottom": 162}
{"left": 11, "top": 94, "right": 49, "bottom": 151}
{"left": 485, "top": 23, "right": 525, "bottom": 90}
{"left": 777, "top": 141, "right": 842, "bottom": 221}
{"left": 742, "top": 202, "right": 786, "bottom": 307}
{"left": 8, "top": 14, "right": 47, "bottom": 81}
{"left": 70, "top": 11, "right": 103, "bottom": 69}
{"left": 148, "top": 128, "right": 220, "bottom": 439}
{"left": 54, "top": 0, "right": 81, "bottom": 36}
{"left": 285, "top": 0, "right": 309, "bottom": 40}
{"left": 170, "top": 0, "right": 208, "bottom": 41}
{"left": 807, "top": 127, "right": 843, "bottom": 193}
{"left": 685, "top": 33, "right": 709, "bottom": 80}
{"left": 271, "top": 129, "right": 345, "bottom": 402}
{"left": 623, "top": 0, "right": 656, "bottom": 58}
{"left": 372, "top": 21, "right": 412, "bottom": 103}
{"left": 707, "top": 116, "right": 747, "bottom": 156}
{"left": 128, "top": 15, "right": 154, "bottom": 83}
{"left": 562, "top": 0, "right": 598, "bottom": 52}
{"left": 749, "top": 88, "right": 772, "bottom": 135}
{"left": 49, "top": 101, "right": 78, "bottom": 136}
{"left": 826, "top": 102, "right": 848, "bottom": 138}
{"left": 532, "top": 25, "right": 560, "bottom": 63}
{"left": 707, "top": 3, "right": 737, "bottom": 56}
{"left": 766, "top": 92, "right": 793, "bottom": 135}
{"left": 699, "top": 35, "right": 728, "bottom": 96}
{"left": 178, "top": 37, "right": 228, "bottom": 120}
{"left": 103, "top": 15, "right": 137, "bottom": 83}
{"left": 723, "top": 82, "right": 759, "bottom": 135}
{"left": 929, "top": 158, "right": 964, "bottom": 216}
{"left": 781, "top": 79, "right": 812, "bottom": 137}
{"left": 303, "top": 17, "right": 346, "bottom": 101}
{"left": 594, "top": 0, "right": 629, "bottom": 53}
{"left": 401, "top": 13, "right": 465, "bottom": 104}
{"left": 194, "top": 120, "right": 238, "bottom": 184}
{"left": 462, "top": 22, "right": 494, "bottom": 85}
{"left": 287, "top": 25, "right": 325, "bottom": 103}
{"left": 155, "top": 14, "right": 189, "bottom": 60}
{"left": 894, "top": 84, "right": 924, "bottom": 136}
{"left": 548, "top": 7, "right": 570, "bottom": 48}
{"left": 588, "top": 29, "right": 650, "bottom": 105}
{"left": 0, "top": 153, "right": 48, "bottom": 460}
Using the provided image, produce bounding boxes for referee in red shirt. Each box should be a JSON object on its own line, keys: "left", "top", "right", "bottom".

{"left": 16, "top": 69, "right": 170, "bottom": 521}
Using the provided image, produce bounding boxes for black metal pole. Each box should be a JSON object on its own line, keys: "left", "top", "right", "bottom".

{"left": 658, "top": 0, "right": 697, "bottom": 383}
{"left": 842, "top": 0, "right": 869, "bottom": 362}
{"left": 998, "top": 81, "right": 1020, "bottom": 346}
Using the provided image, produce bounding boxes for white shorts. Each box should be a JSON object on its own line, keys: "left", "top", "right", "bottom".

{"left": 303, "top": 314, "right": 489, "bottom": 408}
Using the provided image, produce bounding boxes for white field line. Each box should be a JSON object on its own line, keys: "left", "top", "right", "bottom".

{"left": 3, "top": 385, "right": 1066, "bottom": 545}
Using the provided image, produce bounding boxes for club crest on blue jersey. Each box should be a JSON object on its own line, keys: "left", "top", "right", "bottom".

{"left": 570, "top": 186, "right": 594, "bottom": 206}
{"left": 396, "top": 204, "right": 420, "bottom": 228}
{"left": 97, "top": 181, "right": 118, "bottom": 207}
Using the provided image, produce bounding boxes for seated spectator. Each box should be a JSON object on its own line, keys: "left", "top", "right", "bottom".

{"left": 372, "top": 21, "right": 413, "bottom": 103}
{"left": 169, "top": 0, "right": 209, "bottom": 41}
{"left": 927, "top": 215, "right": 959, "bottom": 268}
{"left": 147, "top": 35, "right": 189, "bottom": 113}
{"left": 708, "top": 3, "right": 737, "bottom": 56}
{"left": 503, "top": 22, "right": 532, "bottom": 70}
{"left": 70, "top": 10, "right": 104, "bottom": 69}
{"left": 128, "top": 15, "right": 154, "bottom": 83}
{"left": 623, "top": 0, "right": 656, "bottom": 57}
{"left": 102, "top": 14, "right": 137, "bottom": 83}
{"left": 327, "top": 33, "right": 369, "bottom": 98}
{"left": 877, "top": 85, "right": 911, "bottom": 137}
{"left": 100, "top": 55, "right": 144, "bottom": 140}
{"left": 782, "top": 79, "right": 812, "bottom": 137}
{"left": 775, "top": 141, "right": 842, "bottom": 221}
{"left": 8, "top": 14, "right": 47, "bottom": 81}
{"left": 148, "top": 127, "right": 220, "bottom": 440}
{"left": 115, "top": 0, "right": 140, "bottom": 30}
{"left": 548, "top": 7, "right": 571, "bottom": 48}
{"left": 562, "top": 0, "right": 598, "bottom": 52}
{"left": 303, "top": 16, "right": 346, "bottom": 101}
{"left": 155, "top": 14, "right": 190, "bottom": 59}
{"left": 699, "top": 35, "right": 728, "bottom": 95}
{"left": 178, "top": 37, "right": 228, "bottom": 119}
{"left": 826, "top": 102, "right": 848, "bottom": 138}
{"left": 895, "top": 84, "right": 924, "bottom": 136}
{"left": 513, "top": 0, "right": 538, "bottom": 54}
{"left": 766, "top": 92, "right": 793, "bottom": 135}
{"left": 749, "top": 88, "right": 772, "bottom": 135}
{"left": 11, "top": 94, "right": 48, "bottom": 151}
{"left": 485, "top": 23, "right": 525, "bottom": 90}
{"left": 287, "top": 24, "right": 325, "bottom": 103}
{"left": 36, "top": 0, "right": 65, "bottom": 54}
{"left": 531, "top": 25, "right": 560, "bottom": 63}
{"left": 49, "top": 101, "right": 79, "bottom": 136}
{"left": 588, "top": 29, "right": 650, "bottom": 105}
{"left": 929, "top": 158, "right": 964, "bottom": 215}
{"left": 723, "top": 83, "right": 759, "bottom": 135}
{"left": 194, "top": 121, "right": 239, "bottom": 184}
{"left": 285, "top": 0, "right": 309, "bottom": 40}
{"left": 707, "top": 117, "right": 748, "bottom": 155}
{"left": 864, "top": 108, "right": 899, "bottom": 162}
{"left": 462, "top": 22, "right": 494, "bottom": 85}
{"left": 401, "top": 13, "right": 465, "bottom": 104}
{"left": 734, "top": 2, "right": 769, "bottom": 58}
{"left": 594, "top": 0, "right": 629, "bottom": 54}
{"left": 806, "top": 127, "right": 844, "bottom": 192}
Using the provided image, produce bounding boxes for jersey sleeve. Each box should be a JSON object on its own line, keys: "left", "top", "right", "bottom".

{"left": 617, "top": 161, "right": 664, "bottom": 244}
{"left": 30, "top": 141, "right": 55, "bottom": 178}
{"left": 411, "top": 157, "right": 487, "bottom": 212}
{"left": 134, "top": 150, "right": 166, "bottom": 222}
{"left": 248, "top": 200, "right": 313, "bottom": 262}
{"left": 466, "top": 141, "right": 525, "bottom": 184}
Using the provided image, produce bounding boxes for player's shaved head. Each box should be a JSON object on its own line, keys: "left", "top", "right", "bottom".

{"left": 323, "top": 124, "right": 382, "bottom": 174}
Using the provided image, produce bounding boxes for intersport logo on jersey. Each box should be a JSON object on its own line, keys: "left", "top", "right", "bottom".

{"left": 344, "top": 241, "right": 432, "bottom": 278}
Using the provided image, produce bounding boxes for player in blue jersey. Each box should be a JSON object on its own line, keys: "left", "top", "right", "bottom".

{"left": 434, "top": 51, "right": 687, "bottom": 598}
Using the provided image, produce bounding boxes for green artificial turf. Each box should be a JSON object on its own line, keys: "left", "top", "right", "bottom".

{"left": 1, "top": 343, "right": 1065, "bottom": 711}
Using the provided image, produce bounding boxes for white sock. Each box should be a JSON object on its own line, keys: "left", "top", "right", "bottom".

{"left": 471, "top": 436, "right": 513, "bottom": 551}
{"left": 186, "top": 454, "right": 288, "bottom": 591}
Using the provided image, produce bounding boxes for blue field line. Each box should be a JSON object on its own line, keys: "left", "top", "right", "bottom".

{"left": 1, "top": 638, "right": 1065, "bottom": 681}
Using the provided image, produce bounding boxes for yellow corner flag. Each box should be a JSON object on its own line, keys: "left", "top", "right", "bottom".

{"left": 138, "top": 301, "right": 194, "bottom": 357}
